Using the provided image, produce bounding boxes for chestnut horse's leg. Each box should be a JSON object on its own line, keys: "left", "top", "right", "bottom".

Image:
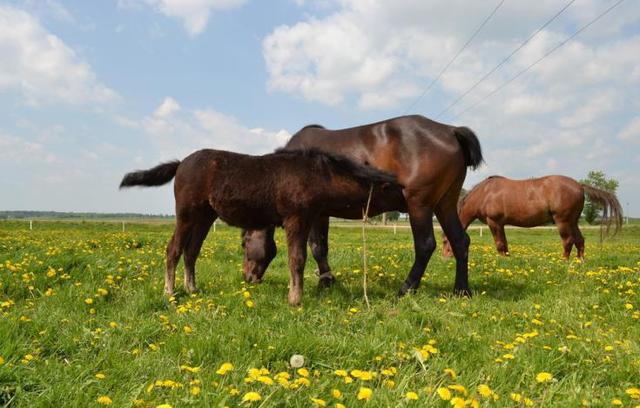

{"left": 308, "top": 216, "right": 335, "bottom": 288}
{"left": 436, "top": 204, "right": 471, "bottom": 297}
{"left": 487, "top": 220, "right": 509, "bottom": 255}
{"left": 398, "top": 204, "right": 436, "bottom": 296}
{"left": 284, "top": 216, "right": 312, "bottom": 306}
{"left": 574, "top": 224, "right": 585, "bottom": 259}
{"left": 182, "top": 209, "right": 216, "bottom": 293}
{"left": 554, "top": 216, "right": 575, "bottom": 259}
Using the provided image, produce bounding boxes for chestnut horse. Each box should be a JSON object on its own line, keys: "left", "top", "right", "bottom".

{"left": 242, "top": 115, "right": 483, "bottom": 296}
{"left": 442, "top": 175, "right": 623, "bottom": 259}
{"left": 120, "top": 148, "right": 404, "bottom": 305}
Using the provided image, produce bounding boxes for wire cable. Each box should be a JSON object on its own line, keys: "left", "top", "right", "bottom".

{"left": 401, "top": 0, "right": 505, "bottom": 115}
{"left": 435, "top": 0, "right": 577, "bottom": 119}
{"left": 448, "top": 0, "right": 626, "bottom": 121}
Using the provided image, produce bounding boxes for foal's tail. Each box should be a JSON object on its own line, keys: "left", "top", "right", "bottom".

{"left": 119, "top": 160, "right": 181, "bottom": 188}
{"left": 581, "top": 184, "right": 623, "bottom": 239}
{"left": 454, "top": 126, "right": 484, "bottom": 170}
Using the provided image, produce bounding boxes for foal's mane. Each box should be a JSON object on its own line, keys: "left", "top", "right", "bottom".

{"left": 273, "top": 148, "right": 401, "bottom": 188}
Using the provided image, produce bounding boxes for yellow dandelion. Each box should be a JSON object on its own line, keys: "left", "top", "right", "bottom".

{"left": 310, "top": 397, "right": 326, "bottom": 407}
{"left": 612, "top": 399, "right": 622, "bottom": 406}
{"left": 95, "top": 373, "right": 106, "bottom": 379}
{"left": 626, "top": 387, "right": 640, "bottom": 399}
{"left": 334, "top": 369, "right": 348, "bottom": 377}
{"left": 405, "top": 391, "right": 418, "bottom": 400}
{"left": 357, "top": 387, "right": 373, "bottom": 401}
{"left": 450, "top": 397, "right": 466, "bottom": 408}
{"left": 477, "top": 384, "right": 492, "bottom": 398}
{"left": 245, "top": 300, "right": 254, "bottom": 308}
{"left": 437, "top": 387, "right": 452, "bottom": 401}
{"left": 84, "top": 298, "right": 94, "bottom": 305}
{"left": 336, "top": 404, "right": 346, "bottom": 408}
{"left": 96, "top": 396, "right": 113, "bottom": 405}
{"left": 444, "top": 368, "right": 457, "bottom": 379}
{"left": 297, "top": 367, "right": 310, "bottom": 377}
{"left": 535, "top": 372, "right": 554, "bottom": 383}
{"left": 190, "top": 386, "right": 201, "bottom": 396}
{"left": 216, "top": 362, "right": 234, "bottom": 375}
{"left": 156, "top": 404, "right": 173, "bottom": 408}
{"left": 242, "top": 391, "right": 262, "bottom": 402}
{"left": 332, "top": 389, "right": 343, "bottom": 399}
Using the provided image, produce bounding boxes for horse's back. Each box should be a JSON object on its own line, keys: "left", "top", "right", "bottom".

{"left": 284, "top": 115, "right": 467, "bottom": 194}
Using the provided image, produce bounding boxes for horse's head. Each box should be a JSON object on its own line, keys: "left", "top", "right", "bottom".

{"left": 241, "top": 228, "right": 276, "bottom": 283}
{"left": 441, "top": 234, "right": 454, "bottom": 258}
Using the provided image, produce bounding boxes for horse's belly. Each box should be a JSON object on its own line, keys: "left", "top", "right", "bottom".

{"left": 213, "top": 200, "right": 282, "bottom": 229}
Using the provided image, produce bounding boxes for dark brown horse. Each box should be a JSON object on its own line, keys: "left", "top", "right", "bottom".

{"left": 442, "top": 175, "right": 623, "bottom": 259}
{"left": 242, "top": 115, "right": 483, "bottom": 296}
{"left": 120, "top": 148, "right": 403, "bottom": 305}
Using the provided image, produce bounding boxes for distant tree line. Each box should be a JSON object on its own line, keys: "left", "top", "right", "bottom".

{"left": 0, "top": 211, "right": 174, "bottom": 220}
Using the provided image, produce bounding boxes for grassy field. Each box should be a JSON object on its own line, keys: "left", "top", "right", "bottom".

{"left": 0, "top": 220, "right": 639, "bottom": 407}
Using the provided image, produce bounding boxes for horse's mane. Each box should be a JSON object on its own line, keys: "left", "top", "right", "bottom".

{"left": 273, "top": 148, "right": 401, "bottom": 188}
{"left": 459, "top": 175, "right": 504, "bottom": 209}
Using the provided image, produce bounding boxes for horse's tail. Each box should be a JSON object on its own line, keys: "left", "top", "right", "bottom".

{"left": 119, "top": 160, "right": 181, "bottom": 188}
{"left": 581, "top": 183, "right": 623, "bottom": 239}
{"left": 453, "top": 126, "right": 484, "bottom": 170}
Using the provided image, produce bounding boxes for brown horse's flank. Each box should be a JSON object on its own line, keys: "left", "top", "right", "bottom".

{"left": 242, "top": 114, "right": 483, "bottom": 296}
{"left": 120, "top": 148, "right": 403, "bottom": 306}
{"left": 443, "top": 175, "right": 623, "bottom": 259}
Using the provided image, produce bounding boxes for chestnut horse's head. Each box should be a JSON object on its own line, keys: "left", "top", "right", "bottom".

{"left": 241, "top": 227, "right": 276, "bottom": 283}
{"left": 441, "top": 234, "right": 454, "bottom": 258}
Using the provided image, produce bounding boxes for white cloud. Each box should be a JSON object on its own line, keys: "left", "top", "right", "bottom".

{"left": 121, "top": 0, "right": 247, "bottom": 36}
{"left": 119, "top": 97, "right": 291, "bottom": 160}
{"left": 618, "top": 117, "right": 640, "bottom": 141}
{"left": 263, "top": 0, "right": 640, "bottom": 114}
{"left": 0, "top": 5, "right": 117, "bottom": 106}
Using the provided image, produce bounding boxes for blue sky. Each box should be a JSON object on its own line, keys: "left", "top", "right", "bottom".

{"left": 1, "top": 0, "right": 639, "bottom": 215}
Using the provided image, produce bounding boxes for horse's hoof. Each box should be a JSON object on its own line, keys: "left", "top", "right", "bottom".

{"left": 397, "top": 282, "right": 417, "bottom": 297}
{"left": 454, "top": 288, "right": 472, "bottom": 298}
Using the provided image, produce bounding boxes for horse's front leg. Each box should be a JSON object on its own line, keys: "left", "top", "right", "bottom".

{"left": 284, "top": 217, "right": 312, "bottom": 306}
{"left": 309, "top": 216, "right": 335, "bottom": 288}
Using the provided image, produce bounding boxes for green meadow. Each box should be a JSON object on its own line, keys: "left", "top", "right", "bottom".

{"left": 0, "top": 220, "right": 639, "bottom": 407}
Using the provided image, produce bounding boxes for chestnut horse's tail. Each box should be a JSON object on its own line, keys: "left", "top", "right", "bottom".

{"left": 453, "top": 126, "right": 484, "bottom": 170}
{"left": 119, "top": 160, "right": 180, "bottom": 188}
{"left": 581, "top": 184, "right": 623, "bottom": 238}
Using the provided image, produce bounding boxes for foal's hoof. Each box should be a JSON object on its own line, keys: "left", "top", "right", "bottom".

{"left": 454, "top": 287, "right": 473, "bottom": 298}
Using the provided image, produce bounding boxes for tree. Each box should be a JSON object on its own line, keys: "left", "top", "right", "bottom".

{"left": 580, "top": 171, "right": 619, "bottom": 224}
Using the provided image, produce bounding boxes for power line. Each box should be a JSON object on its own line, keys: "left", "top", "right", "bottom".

{"left": 435, "top": 0, "right": 577, "bottom": 119}
{"left": 401, "top": 0, "right": 505, "bottom": 115}
{"left": 448, "top": 0, "right": 626, "bottom": 121}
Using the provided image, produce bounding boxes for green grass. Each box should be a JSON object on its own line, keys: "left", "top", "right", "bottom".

{"left": 0, "top": 220, "right": 639, "bottom": 407}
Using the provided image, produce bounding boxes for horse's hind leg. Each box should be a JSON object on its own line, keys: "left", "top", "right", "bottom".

{"left": 436, "top": 201, "right": 471, "bottom": 297}
{"left": 165, "top": 217, "right": 191, "bottom": 296}
{"left": 574, "top": 225, "right": 585, "bottom": 259}
{"left": 309, "top": 216, "right": 335, "bottom": 288}
{"left": 554, "top": 216, "right": 575, "bottom": 259}
{"left": 398, "top": 201, "right": 436, "bottom": 296}
{"left": 183, "top": 208, "right": 216, "bottom": 293}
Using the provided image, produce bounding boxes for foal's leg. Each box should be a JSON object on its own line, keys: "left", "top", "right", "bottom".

{"left": 398, "top": 202, "right": 436, "bottom": 296}
{"left": 183, "top": 210, "right": 216, "bottom": 293}
{"left": 308, "top": 216, "right": 335, "bottom": 288}
{"left": 284, "top": 217, "right": 312, "bottom": 306}
{"left": 436, "top": 202, "right": 471, "bottom": 297}
{"left": 165, "top": 216, "right": 193, "bottom": 296}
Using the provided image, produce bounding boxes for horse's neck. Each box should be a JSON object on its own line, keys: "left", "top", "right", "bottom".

{"left": 458, "top": 197, "right": 478, "bottom": 230}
